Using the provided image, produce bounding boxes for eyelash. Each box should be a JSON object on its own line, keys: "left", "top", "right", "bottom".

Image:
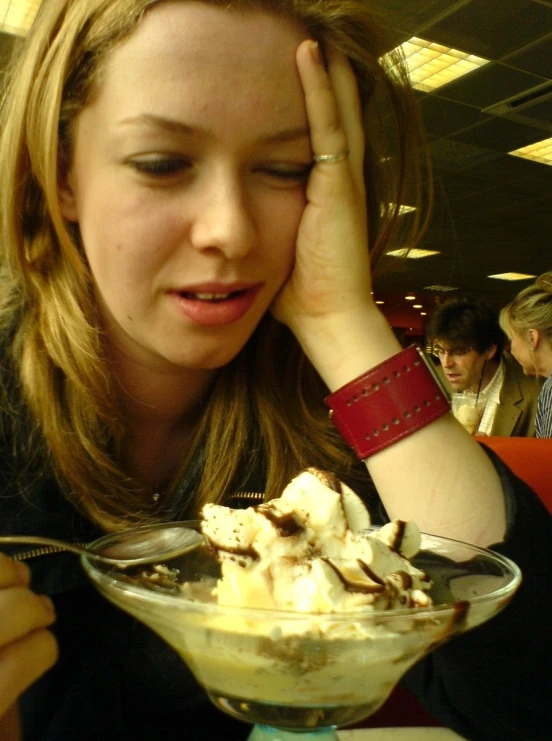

{"left": 259, "top": 165, "right": 312, "bottom": 182}
{"left": 130, "top": 158, "right": 312, "bottom": 182}
{"left": 132, "top": 158, "right": 190, "bottom": 176}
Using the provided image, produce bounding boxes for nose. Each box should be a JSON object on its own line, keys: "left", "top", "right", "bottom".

{"left": 440, "top": 352, "right": 455, "bottom": 368}
{"left": 189, "top": 167, "right": 256, "bottom": 259}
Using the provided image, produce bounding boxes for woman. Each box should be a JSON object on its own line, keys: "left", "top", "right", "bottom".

{"left": 0, "top": 1, "right": 549, "bottom": 739}
{"left": 500, "top": 271, "right": 552, "bottom": 438}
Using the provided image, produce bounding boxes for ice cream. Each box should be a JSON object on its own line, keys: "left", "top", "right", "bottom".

{"left": 200, "top": 467, "right": 432, "bottom": 618}
{"left": 451, "top": 396, "right": 486, "bottom": 434}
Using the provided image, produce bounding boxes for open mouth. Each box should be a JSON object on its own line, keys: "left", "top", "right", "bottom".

{"left": 179, "top": 290, "right": 247, "bottom": 302}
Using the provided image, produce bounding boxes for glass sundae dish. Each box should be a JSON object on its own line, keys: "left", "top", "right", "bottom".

{"left": 82, "top": 514, "right": 520, "bottom": 740}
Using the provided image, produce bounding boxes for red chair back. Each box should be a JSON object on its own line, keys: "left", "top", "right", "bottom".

{"left": 476, "top": 436, "right": 552, "bottom": 513}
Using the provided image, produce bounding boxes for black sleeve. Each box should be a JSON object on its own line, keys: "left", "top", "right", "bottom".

{"left": 403, "top": 447, "right": 552, "bottom": 741}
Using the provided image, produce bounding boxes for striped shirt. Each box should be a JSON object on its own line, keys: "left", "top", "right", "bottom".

{"left": 535, "top": 372, "right": 552, "bottom": 438}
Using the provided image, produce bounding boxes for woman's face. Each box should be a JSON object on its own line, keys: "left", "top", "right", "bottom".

{"left": 60, "top": 2, "right": 311, "bottom": 370}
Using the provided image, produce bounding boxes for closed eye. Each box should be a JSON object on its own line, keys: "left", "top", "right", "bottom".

{"left": 256, "top": 164, "right": 312, "bottom": 184}
{"left": 130, "top": 157, "right": 192, "bottom": 177}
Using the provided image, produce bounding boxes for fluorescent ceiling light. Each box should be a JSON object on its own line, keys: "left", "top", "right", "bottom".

{"left": 413, "top": 304, "right": 423, "bottom": 308}
{"left": 509, "top": 137, "right": 552, "bottom": 167}
{"left": 488, "top": 272, "right": 536, "bottom": 281}
{"left": 393, "top": 37, "right": 490, "bottom": 92}
{"left": 375, "top": 300, "right": 385, "bottom": 305}
{"left": 386, "top": 248, "right": 441, "bottom": 259}
{"left": 382, "top": 203, "right": 417, "bottom": 216}
{"left": 424, "top": 285, "right": 458, "bottom": 291}
{"left": 405, "top": 295, "right": 416, "bottom": 301}
{"left": 0, "top": 0, "right": 41, "bottom": 35}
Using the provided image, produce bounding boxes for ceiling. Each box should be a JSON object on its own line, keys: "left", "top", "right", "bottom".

{"left": 0, "top": 0, "right": 550, "bottom": 321}
{"left": 373, "top": 0, "right": 552, "bottom": 317}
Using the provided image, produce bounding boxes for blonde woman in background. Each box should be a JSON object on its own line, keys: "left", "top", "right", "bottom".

{"left": 0, "top": 1, "right": 549, "bottom": 739}
{"left": 500, "top": 271, "right": 552, "bottom": 437}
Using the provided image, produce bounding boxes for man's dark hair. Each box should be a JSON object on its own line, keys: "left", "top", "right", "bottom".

{"left": 426, "top": 298, "right": 505, "bottom": 355}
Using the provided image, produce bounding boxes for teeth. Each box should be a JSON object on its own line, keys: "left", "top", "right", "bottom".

{"left": 192, "top": 292, "right": 231, "bottom": 300}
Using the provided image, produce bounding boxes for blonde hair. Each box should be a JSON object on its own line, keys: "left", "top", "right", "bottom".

{"left": 0, "top": 0, "right": 430, "bottom": 530}
{"left": 499, "top": 272, "right": 552, "bottom": 344}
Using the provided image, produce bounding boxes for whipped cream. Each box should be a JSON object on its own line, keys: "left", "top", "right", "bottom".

{"left": 201, "top": 468, "right": 432, "bottom": 615}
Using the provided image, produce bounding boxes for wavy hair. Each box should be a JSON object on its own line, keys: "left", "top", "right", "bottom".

{"left": 499, "top": 271, "right": 552, "bottom": 343}
{"left": 0, "top": 0, "right": 430, "bottom": 530}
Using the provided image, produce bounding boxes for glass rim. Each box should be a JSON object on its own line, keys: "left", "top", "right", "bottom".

{"left": 82, "top": 522, "right": 523, "bottom": 620}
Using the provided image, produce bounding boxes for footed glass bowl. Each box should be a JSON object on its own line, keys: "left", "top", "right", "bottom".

{"left": 82, "top": 522, "right": 521, "bottom": 740}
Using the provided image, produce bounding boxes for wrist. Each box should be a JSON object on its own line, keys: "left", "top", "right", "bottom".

{"left": 325, "top": 345, "right": 451, "bottom": 459}
{"left": 294, "top": 306, "right": 402, "bottom": 391}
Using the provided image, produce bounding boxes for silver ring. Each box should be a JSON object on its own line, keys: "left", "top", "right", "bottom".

{"left": 313, "top": 149, "right": 349, "bottom": 164}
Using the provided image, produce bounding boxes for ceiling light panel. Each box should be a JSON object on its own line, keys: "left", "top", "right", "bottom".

{"left": 395, "top": 37, "right": 490, "bottom": 92}
{"left": 386, "top": 248, "right": 441, "bottom": 259}
{"left": 488, "top": 273, "right": 536, "bottom": 281}
{"left": 509, "top": 137, "right": 552, "bottom": 167}
{"left": 0, "top": 0, "right": 41, "bottom": 35}
{"left": 424, "top": 285, "right": 458, "bottom": 291}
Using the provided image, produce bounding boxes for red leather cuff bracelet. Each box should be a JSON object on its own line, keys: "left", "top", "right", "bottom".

{"left": 325, "top": 345, "right": 451, "bottom": 460}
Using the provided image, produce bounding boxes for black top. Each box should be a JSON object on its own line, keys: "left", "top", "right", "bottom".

{"left": 0, "top": 449, "right": 550, "bottom": 741}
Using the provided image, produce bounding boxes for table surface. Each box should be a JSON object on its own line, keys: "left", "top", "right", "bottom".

{"left": 338, "top": 729, "right": 468, "bottom": 740}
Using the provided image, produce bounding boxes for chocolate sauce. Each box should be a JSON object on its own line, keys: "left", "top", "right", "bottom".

{"left": 255, "top": 506, "right": 304, "bottom": 537}
{"left": 206, "top": 538, "right": 260, "bottom": 561}
{"left": 323, "top": 557, "right": 385, "bottom": 594}
{"left": 449, "top": 599, "right": 470, "bottom": 631}
{"left": 357, "top": 559, "right": 385, "bottom": 587}
{"left": 393, "top": 570, "right": 413, "bottom": 590}
{"left": 389, "top": 520, "right": 406, "bottom": 552}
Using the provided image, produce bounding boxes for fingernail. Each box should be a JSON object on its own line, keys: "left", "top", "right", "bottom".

{"left": 310, "top": 40, "right": 321, "bottom": 65}
{"left": 14, "top": 560, "right": 30, "bottom": 585}
{"left": 41, "top": 595, "right": 55, "bottom": 615}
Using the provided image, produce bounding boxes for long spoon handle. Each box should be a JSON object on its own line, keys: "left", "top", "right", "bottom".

{"left": 0, "top": 535, "right": 86, "bottom": 557}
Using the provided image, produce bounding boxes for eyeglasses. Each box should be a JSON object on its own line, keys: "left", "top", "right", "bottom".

{"left": 431, "top": 346, "right": 474, "bottom": 360}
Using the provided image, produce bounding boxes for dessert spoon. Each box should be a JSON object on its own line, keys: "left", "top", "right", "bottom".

{"left": 0, "top": 523, "right": 204, "bottom": 568}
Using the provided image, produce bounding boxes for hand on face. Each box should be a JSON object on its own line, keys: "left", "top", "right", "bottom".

{"left": 271, "top": 41, "right": 374, "bottom": 337}
{"left": 0, "top": 554, "right": 58, "bottom": 718}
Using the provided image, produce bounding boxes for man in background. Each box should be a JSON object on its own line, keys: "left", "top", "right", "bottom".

{"left": 426, "top": 298, "right": 542, "bottom": 436}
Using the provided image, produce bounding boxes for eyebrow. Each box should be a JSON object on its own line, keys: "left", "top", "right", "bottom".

{"left": 117, "top": 113, "right": 310, "bottom": 144}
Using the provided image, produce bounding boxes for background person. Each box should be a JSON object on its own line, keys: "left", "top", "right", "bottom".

{"left": 500, "top": 271, "right": 552, "bottom": 438}
{"left": 426, "top": 298, "right": 541, "bottom": 436}
{"left": 0, "top": 1, "right": 549, "bottom": 740}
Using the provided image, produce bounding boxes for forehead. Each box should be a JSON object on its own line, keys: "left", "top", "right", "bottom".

{"left": 434, "top": 340, "right": 472, "bottom": 350}
{"left": 94, "top": 2, "right": 308, "bottom": 130}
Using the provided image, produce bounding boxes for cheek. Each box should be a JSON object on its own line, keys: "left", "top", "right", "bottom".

{"left": 260, "top": 191, "right": 305, "bottom": 272}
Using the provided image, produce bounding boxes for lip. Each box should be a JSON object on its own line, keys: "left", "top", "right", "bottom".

{"left": 167, "top": 282, "right": 262, "bottom": 327}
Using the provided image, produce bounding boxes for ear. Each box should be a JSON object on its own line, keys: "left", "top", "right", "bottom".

{"left": 485, "top": 343, "right": 498, "bottom": 361}
{"left": 57, "top": 156, "right": 79, "bottom": 222}
{"left": 528, "top": 329, "right": 541, "bottom": 349}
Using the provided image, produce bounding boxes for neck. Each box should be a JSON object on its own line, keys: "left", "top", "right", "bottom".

{"left": 534, "top": 342, "right": 552, "bottom": 378}
{"left": 106, "top": 343, "right": 217, "bottom": 493}
{"left": 470, "top": 358, "right": 499, "bottom": 394}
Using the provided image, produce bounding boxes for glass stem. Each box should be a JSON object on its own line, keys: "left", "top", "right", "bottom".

{"left": 247, "top": 724, "right": 339, "bottom": 741}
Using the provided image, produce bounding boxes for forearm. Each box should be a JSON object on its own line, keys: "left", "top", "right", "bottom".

{"left": 300, "top": 307, "right": 507, "bottom": 546}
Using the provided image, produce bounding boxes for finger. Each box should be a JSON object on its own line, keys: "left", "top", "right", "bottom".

{"left": 0, "top": 629, "right": 58, "bottom": 718}
{"left": 325, "top": 45, "right": 365, "bottom": 188}
{"left": 296, "top": 40, "right": 349, "bottom": 166}
{"left": 0, "top": 588, "right": 55, "bottom": 647}
{"left": 0, "top": 555, "right": 30, "bottom": 589}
